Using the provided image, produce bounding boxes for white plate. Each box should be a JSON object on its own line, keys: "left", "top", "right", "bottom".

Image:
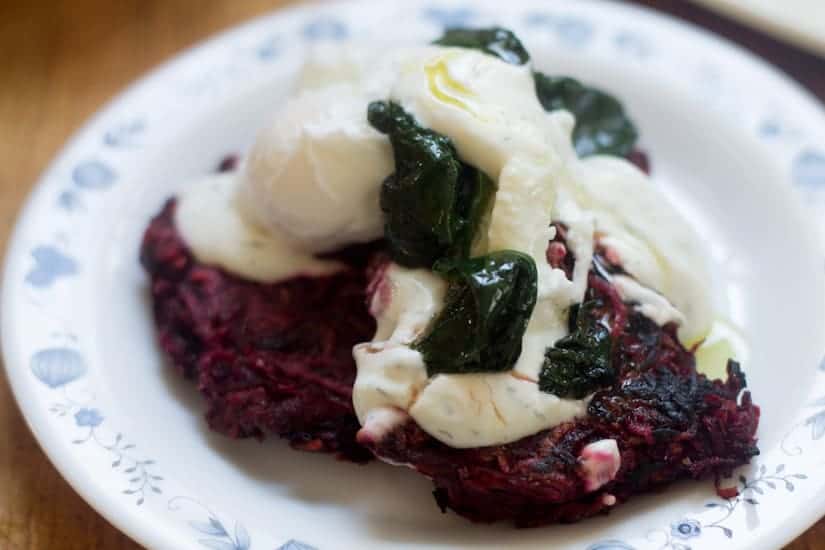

{"left": 4, "top": 1, "right": 825, "bottom": 549}
{"left": 691, "top": 0, "right": 825, "bottom": 58}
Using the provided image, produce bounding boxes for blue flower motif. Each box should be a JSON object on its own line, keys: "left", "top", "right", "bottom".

{"left": 586, "top": 540, "right": 636, "bottom": 550}
{"left": 257, "top": 36, "right": 281, "bottom": 60}
{"left": 25, "top": 246, "right": 78, "bottom": 288}
{"left": 302, "top": 17, "right": 347, "bottom": 41}
{"left": 57, "top": 190, "right": 81, "bottom": 211}
{"left": 614, "top": 31, "right": 651, "bottom": 58}
{"left": 103, "top": 120, "right": 144, "bottom": 148}
{"left": 793, "top": 149, "right": 825, "bottom": 187}
{"left": 31, "top": 347, "right": 86, "bottom": 389}
{"left": 189, "top": 515, "right": 251, "bottom": 550}
{"left": 671, "top": 518, "right": 702, "bottom": 539}
{"left": 72, "top": 160, "right": 117, "bottom": 189}
{"left": 758, "top": 119, "right": 781, "bottom": 138}
{"left": 277, "top": 540, "right": 317, "bottom": 550}
{"left": 189, "top": 518, "right": 228, "bottom": 537}
{"left": 805, "top": 409, "right": 825, "bottom": 440}
{"left": 524, "top": 12, "right": 594, "bottom": 48}
{"left": 524, "top": 12, "right": 551, "bottom": 28}
{"left": 555, "top": 16, "right": 593, "bottom": 47}
{"left": 74, "top": 408, "right": 104, "bottom": 428}
{"left": 422, "top": 6, "right": 477, "bottom": 28}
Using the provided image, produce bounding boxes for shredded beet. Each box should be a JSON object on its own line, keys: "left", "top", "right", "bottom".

{"left": 140, "top": 200, "right": 378, "bottom": 462}
{"left": 627, "top": 149, "right": 651, "bottom": 175}
{"left": 217, "top": 154, "right": 240, "bottom": 173}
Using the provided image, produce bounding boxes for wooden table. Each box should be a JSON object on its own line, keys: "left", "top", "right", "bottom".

{"left": 1, "top": 1, "right": 823, "bottom": 548}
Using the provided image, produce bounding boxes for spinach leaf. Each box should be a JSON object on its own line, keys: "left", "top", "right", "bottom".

{"left": 539, "top": 300, "right": 615, "bottom": 398}
{"left": 434, "top": 27, "right": 530, "bottom": 65}
{"left": 451, "top": 165, "right": 496, "bottom": 260}
{"left": 415, "top": 250, "right": 538, "bottom": 376}
{"left": 534, "top": 73, "right": 638, "bottom": 157}
{"left": 369, "top": 100, "right": 495, "bottom": 267}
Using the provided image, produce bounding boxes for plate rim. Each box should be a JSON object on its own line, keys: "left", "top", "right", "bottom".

{"left": 3, "top": 0, "right": 825, "bottom": 548}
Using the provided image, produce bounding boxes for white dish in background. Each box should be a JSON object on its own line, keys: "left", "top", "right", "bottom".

{"left": 3, "top": 1, "right": 825, "bottom": 549}
{"left": 691, "top": 0, "right": 825, "bottom": 58}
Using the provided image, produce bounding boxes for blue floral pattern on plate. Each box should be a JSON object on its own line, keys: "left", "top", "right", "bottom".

{"left": 793, "top": 149, "right": 825, "bottom": 187}
{"left": 57, "top": 189, "right": 82, "bottom": 211}
{"left": 591, "top": 463, "right": 809, "bottom": 549}
{"left": 302, "top": 17, "right": 348, "bottom": 41}
{"left": 103, "top": 120, "right": 145, "bottom": 148}
{"left": 421, "top": 6, "right": 477, "bottom": 28}
{"left": 72, "top": 160, "right": 117, "bottom": 189}
{"left": 671, "top": 518, "right": 701, "bottom": 540}
{"left": 588, "top": 540, "right": 636, "bottom": 550}
{"left": 524, "top": 12, "right": 594, "bottom": 47}
{"left": 31, "top": 347, "right": 86, "bottom": 388}
{"left": 613, "top": 31, "right": 652, "bottom": 58}
{"left": 276, "top": 541, "right": 317, "bottom": 550}
{"left": 25, "top": 246, "right": 77, "bottom": 288}
{"left": 257, "top": 36, "right": 282, "bottom": 61}
{"left": 74, "top": 407, "right": 104, "bottom": 427}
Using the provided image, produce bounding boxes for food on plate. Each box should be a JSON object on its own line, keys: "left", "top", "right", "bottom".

{"left": 141, "top": 26, "right": 759, "bottom": 525}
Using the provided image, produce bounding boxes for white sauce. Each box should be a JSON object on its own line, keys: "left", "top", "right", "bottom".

{"left": 352, "top": 265, "right": 444, "bottom": 417}
{"left": 695, "top": 318, "right": 749, "bottom": 380}
{"left": 612, "top": 274, "right": 686, "bottom": 327}
{"left": 410, "top": 373, "right": 588, "bottom": 447}
{"left": 237, "top": 83, "right": 394, "bottom": 254}
{"left": 174, "top": 172, "right": 341, "bottom": 282}
{"left": 567, "top": 156, "right": 712, "bottom": 341}
{"left": 390, "top": 47, "right": 575, "bottom": 181}
{"left": 176, "top": 45, "right": 715, "bottom": 449}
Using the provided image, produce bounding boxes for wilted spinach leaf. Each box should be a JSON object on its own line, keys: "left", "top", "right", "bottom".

{"left": 539, "top": 300, "right": 615, "bottom": 398}
{"left": 369, "top": 100, "right": 495, "bottom": 267}
{"left": 534, "top": 73, "right": 638, "bottom": 157}
{"left": 415, "top": 250, "right": 538, "bottom": 376}
{"left": 434, "top": 27, "right": 530, "bottom": 65}
{"left": 451, "top": 165, "right": 496, "bottom": 260}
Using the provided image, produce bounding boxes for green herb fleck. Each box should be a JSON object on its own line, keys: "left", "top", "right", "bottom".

{"left": 369, "top": 100, "right": 495, "bottom": 267}
{"left": 434, "top": 27, "right": 530, "bottom": 65}
{"left": 534, "top": 73, "right": 638, "bottom": 157}
{"left": 539, "top": 301, "right": 615, "bottom": 398}
{"left": 415, "top": 250, "right": 538, "bottom": 376}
